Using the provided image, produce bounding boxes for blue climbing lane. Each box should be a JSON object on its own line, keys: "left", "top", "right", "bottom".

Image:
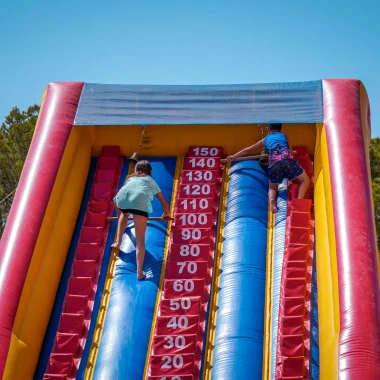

{"left": 92, "top": 157, "right": 177, "bottom": 380}
{"left": 211, "top": 160, "right": 268, "bottom": 379}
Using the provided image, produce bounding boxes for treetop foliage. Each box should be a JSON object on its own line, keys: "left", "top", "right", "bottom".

{"left": 0, "top": 105, "right": 39, "bottom": 235}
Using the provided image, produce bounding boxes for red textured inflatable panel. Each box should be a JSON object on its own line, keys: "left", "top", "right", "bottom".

{"left": 48, "top": 353, "right": 73, "bottom": 375}
{"left": 166, "top": 261, "right": 209, "bottom": 280}
{"left": 187, "top": 146, "right": 223, "bottom": 158}
{"left": 156, "top": 315, "right": 200, "bottom": 336}
{"left": 174, "top": 213, "right": 214, "bottom": 229}
{"left": 171, "top": 229, "right": 211, "bottom": 245}
{"left": 164, "top": 279, "right": 205, "bottom": 299}
{"left": 55, "top": 333, "right": 79, "bottom": 355}
{"left": 169, "top": 244, "right": 211, "bottom": 263}
{"left": 180, "top": 170, "right": 220, "bottom": 184}
{"left": 63, "top": 295, "right": 88, "bottom": 315}
{"left": 149, "top": 354, "right": 195, "bottom": 377}
{"left": 76, "top": 243, "right": 99, "bottom": 261}
{"left": 176, "top": 198, "right": 216, "bottom": 214}
{"left": 183, "top": 157, "right": 221, "bottom": 171}
{"left": 95, "top": 169, "right": 116, "bottom": 184}
{"left": 159, "top": 297, "right": 202, "bottom": 317}
{"left": 178, "top": 183, "right": 218, "bottom": 199}
{"left": 152, "top": 334, "right": 197, "bottom": 355}
{"left": 97, "top": 156, "right": 118, "bottom": 170}
{"left": 59, "top": 314, "right": 84, "bottom": 335}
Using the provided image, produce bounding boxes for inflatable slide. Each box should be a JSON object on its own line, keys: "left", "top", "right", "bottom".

{"left": 0, "top": 80, "right": 379, "bottom": 380}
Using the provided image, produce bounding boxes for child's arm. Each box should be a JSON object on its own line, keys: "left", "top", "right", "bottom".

{"left": 227, "top": 139, "right": 264, "bottom": 160}
{"left": 286, "top": 135, "right": 296, "bottom": 154}
{"left": 156, "top": 192, "right": 171, "bottom": 220}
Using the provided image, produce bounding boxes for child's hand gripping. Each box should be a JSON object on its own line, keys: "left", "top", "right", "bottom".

{"left": 161, "top": 210, "right": 173, "bottom": 221}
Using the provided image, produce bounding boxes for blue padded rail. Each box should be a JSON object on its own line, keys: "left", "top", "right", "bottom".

{"left": 74, "top": 81, "right": 324, "bottom": 125}
{"left": 310, "top": 252, "right": 320, "bottom": 379}
{"left": 92, "top": 157, "right": 176, "bottom": 380}
{"left": 34, "top": 158, "right": 97, "bottom": 379}
{"left": 270, "top": 181, "right": 288, "bottom": 379}
{"left": 211, "top": 160, "right": 268, "bottom": 379}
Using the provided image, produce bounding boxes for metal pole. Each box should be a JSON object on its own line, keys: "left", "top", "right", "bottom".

{"left": 137, "top": 125, "right": 146, "bottom": 154}
{"left": 220, "top": 150, "right": 297, "bottom": 164}
{"left": 107, "top": 216, "right": 173, "bottom": 221}
{"left": 221, "top": 153, "right": 268, "bottom": 163}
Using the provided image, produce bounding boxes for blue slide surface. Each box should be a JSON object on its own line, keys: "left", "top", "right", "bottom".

{"left": 93, "top": 157, "right": 176, "bottom": 380}
{"left": 212, "top": 160, "right": 268, "bottom": 379}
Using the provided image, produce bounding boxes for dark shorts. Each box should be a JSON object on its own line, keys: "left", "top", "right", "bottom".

{"left": 119, "top": 208, "right": 148, "bottom": 218}
{"left": 268, "top": 158, "right": 304, "bottom": 184}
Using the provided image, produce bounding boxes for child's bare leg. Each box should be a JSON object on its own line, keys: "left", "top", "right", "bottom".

{"left": 111, "top": 207, "right": 128, "bottom": 249}
{"left": 133, "top": 214, "right": 148, "bottom": 280}
{"left": 269, "top": 183, "right": 279, "bottom": 213}
{"left": 297, "top": 172, "right": 311, "bottom": 199}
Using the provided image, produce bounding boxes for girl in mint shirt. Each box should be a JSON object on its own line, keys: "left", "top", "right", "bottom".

{"left": 112, "top": 160, "right": 171, "bottom": 280}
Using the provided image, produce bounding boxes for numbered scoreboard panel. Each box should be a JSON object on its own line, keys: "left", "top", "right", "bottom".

{"left": 148, "top": 147, "right": 224, "bottom": 379}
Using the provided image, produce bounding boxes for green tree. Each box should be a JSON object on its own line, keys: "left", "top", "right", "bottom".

{"left": 370, "top": 137, "right": 380, "bottom": 245}
{"left": 0, "top": 105, "right": 39, "bottom": 236}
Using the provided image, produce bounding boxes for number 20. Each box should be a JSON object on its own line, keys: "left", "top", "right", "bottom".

{"left": 161, "top": 355, "right": 184, "bottom": 369}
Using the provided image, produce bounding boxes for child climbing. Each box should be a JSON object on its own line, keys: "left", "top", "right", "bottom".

{"left": 111, "top": 160, "right": 171, "bottom": 280}
{"left": 227, "top": 123, "right": 311, "bottom": 213}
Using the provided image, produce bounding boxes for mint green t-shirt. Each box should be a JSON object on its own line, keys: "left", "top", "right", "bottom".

{"left": 113, "top": 176, "right": 161, "bottom": 213}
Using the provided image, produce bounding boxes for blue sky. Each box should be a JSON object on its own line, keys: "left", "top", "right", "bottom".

{"left": 1, "top": 0, "right": 379, "bottom": 135}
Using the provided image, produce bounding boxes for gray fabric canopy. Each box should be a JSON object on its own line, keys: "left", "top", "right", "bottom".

{"left": 74, "top": 80, "right": 323, "bottom": 125}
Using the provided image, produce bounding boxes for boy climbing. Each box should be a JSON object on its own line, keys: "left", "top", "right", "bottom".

{"left": 227, "top": 123, "right": 311, "bottom": 213}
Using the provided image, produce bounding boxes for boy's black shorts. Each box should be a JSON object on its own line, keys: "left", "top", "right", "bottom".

{"left": 268, "top": 158, "right": 304, "bottom": 184}
{"left": 119, "top": 208, "right": 148, "bottom": 218}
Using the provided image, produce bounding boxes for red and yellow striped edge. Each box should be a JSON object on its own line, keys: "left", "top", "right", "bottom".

{"left": 202, "top": 162, "right": 230, "bottom": 380}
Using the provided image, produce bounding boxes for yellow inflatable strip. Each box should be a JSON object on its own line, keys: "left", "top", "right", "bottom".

{"left": 84, "top": 164, "right": 134, "bottom": 380}
{"left": 202, "top": 162, "right": 230, "bottom": 380}
{"left": 84, "top": 248, "right": 119, "bottom": 379}
{"left": 142, "top": 157, "right": 183, "bottom": 379}
{"left": 4, "top": 128, "right": 93, "bottom": 380}
{"left": 262, "top": 204, "right": 275, "bottom": 380}
{"left": 314, "top": 123, "right": 339, "bottom": 380}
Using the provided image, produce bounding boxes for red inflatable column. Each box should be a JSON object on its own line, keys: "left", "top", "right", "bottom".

{"left": 0, "top": 82, "right": 84, "bottom": 377}
{"left": 323, "top": 79, "right": 380, "bottom": 379}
